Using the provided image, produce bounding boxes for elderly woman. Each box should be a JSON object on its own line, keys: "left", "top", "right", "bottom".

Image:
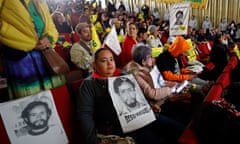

{"left": 123, "top": 43, "right": 180, "bottom": 105}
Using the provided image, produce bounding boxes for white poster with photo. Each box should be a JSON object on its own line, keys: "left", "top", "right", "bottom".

{"left": 0, "top": 90, "right": 68, "bottom": 144}
{"left": 108, "top": 74, "right": 156, "bottom": 133}
{"left": 169, "top": 2, "right": 190, "bottom": 36}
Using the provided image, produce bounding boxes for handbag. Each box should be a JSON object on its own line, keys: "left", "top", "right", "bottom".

{"left": 41, "top": 48, "right": 70, "bottom": 75}
{"left": 97, "top": 134, "right": 136, "bottom": 144}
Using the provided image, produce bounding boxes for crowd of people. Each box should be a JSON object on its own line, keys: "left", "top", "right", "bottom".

{"left": 0, "top": 0, "right": 240, "bottom": 144}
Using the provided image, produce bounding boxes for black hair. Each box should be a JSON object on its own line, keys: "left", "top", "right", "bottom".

{"left": 176, "top": 10, "right": 183, "bottom": 17}
{"left": 21, "top": 101, "right": 52, "bottom": 124}
{"left": 93, "top": 48, "right": 112, "bottom": 61}
{"left": 113, "top": 77, "right": 135, "bottom": 94}
{"left": 137, "top": 28, "right": 148, "bottom": 37}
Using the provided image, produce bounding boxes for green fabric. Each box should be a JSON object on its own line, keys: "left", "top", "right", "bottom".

{"left": 28, "top": 1, "right": 44, "bottom": 37}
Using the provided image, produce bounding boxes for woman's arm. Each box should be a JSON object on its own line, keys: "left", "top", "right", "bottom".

{"left": 77, "top": 80, "right": 100, "bottom": 144}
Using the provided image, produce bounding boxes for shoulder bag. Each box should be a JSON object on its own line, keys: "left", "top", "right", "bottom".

{"left": 42, "top": 48, "right": 70, "bottom": 75}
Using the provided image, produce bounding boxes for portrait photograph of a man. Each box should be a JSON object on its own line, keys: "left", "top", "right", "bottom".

{"left": 108, "top": 74, "right": 156, "bottom": 133}
{"left": 0, "top": 90, "right": 68, "bottom": 144}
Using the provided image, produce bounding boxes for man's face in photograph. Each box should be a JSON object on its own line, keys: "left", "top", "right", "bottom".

{"left": 118, "top": 81, "right": 137, "bottom": 108}
{"left": 28, "top": 105, "right": 49, "bottom": 130}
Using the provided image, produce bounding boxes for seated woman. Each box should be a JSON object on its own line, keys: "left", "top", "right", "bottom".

{"left": 51, "top": 11, "right": 72, "bottom": 33}
{"left": 123, "top": 43, "right": 176, "bottom": 106}
{"left": 124, "top": 43, "right": 194, "bottom": 125}
{"left": 77, "top": 48, "right": 185, "bottom": 144}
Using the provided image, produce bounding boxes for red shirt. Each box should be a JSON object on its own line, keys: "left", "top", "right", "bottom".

{"left": 120, "top": 35, "right": 138, "bottom": 67}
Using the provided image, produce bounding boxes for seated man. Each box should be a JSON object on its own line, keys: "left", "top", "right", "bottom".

{"left": 147, "top": 25, "right": 164, "bottom": 57}
{"left": 70, "top": 22, "right": 93, "bottom": 75}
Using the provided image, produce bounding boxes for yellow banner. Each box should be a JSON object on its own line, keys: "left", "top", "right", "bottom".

{"left": 157, "top": 0, "right": 208, "bottom": 8}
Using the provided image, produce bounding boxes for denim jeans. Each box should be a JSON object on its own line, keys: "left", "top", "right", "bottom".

{"left": 134, "top": 113, "right": 185, "bottom": 144}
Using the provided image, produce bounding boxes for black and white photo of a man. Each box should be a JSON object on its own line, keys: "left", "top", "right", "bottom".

{"left": 0, "top": 90, "right": 68, "bottom": 144}
{"left": 111, "top": 75, "right": 148, "bottom": 116}
{"left": 175, "top": 10, "right": 183, "bottom": 25}
{"left": 108, "top": 74, "right": 156, "bottom": 133}
{"left": 21, "top": 101, "right": 52, "bottom": 136}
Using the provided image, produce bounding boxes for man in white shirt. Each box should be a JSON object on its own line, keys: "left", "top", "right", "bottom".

{"left": 189, "top": 15, "right": 198, "bottom": 30}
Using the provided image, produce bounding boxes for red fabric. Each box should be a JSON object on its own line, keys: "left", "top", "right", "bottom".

{"left": 59, "top": 33, "right": 72, "bottom": 42}
{"left": 215, "top": 71, "right": 231, "bottom": 89}
{"left": 55, "top": 44, "right": 68, "bottom": 62}
{"left": 120, "top": 35, "right": 137, "bottom": 67}
{"left": 178, "top": 124, "right": 198, "bottom": 144}
{"left": 71, "top": 33, "right": 80, "bottom": 43}
{"left": 51, "top": 85, "right": 80, "bottom": 143}
{"left": 92, "top": 68, "right": 122, "bottom": 79}
{"left": 0, "top": 115, "right": 10, "bottom": 144}
{"left": 204, "top": 84, "right": 223, "bottom": 102}
{"left": 209, "top": 40, "right": 214, "bottom": 48}
{"left": 160, "top": 31, "right": 169, "bottom": 45}
{"left": 222, "top": 64, "right": 233, "bottom": 73}
{"left": 204, "top": 62, "right": 215, "bottom": 71}
{"left": 228, "top": 55, "right": 238, "bottom": 69}
{"left": 54, "top": 44, "right": 77, "bottom": 70}
{"left": 70, "top": 79, "right": 84, "bottom": 96}
{"left": 179, "top": 55, "right": 188, "bottom": 68}
{"left": 197, "top": 42, "right": 211, "bottom": 56}
{"left": 193, "top": 48, "right": 201, "bottom": 61}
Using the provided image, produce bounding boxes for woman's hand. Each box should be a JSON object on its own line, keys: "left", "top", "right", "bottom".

{"left": 35, "top": 36, "right": 52, "bottom": 51}
{"left": 150, "top": 103, "right": 161, "bottom": 112}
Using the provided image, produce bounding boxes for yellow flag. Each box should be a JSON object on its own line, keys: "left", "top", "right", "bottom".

{"left": 233, "top": 44, "right": 240, "bottom": 60}
{"left": 186, "top": 39, "right": 197, "bottom": 62}
{"left": 91, "top": 24, "right": 101, "bottom": 52}
{"left": 90, "top": 14, "right": 97, "bottom": 24}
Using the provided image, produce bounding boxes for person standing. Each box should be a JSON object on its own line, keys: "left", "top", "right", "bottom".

{"left": 202, "top": 15, "right": 212, "bottom": 31}
{"left": 218, "top": 17, "right": 228, "bottom": 33}
{"left": 189, "top": 15, "right": 198, "bottom": 30}
{"left": 0, "top": 0, "right": 65, "bottom": 99}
